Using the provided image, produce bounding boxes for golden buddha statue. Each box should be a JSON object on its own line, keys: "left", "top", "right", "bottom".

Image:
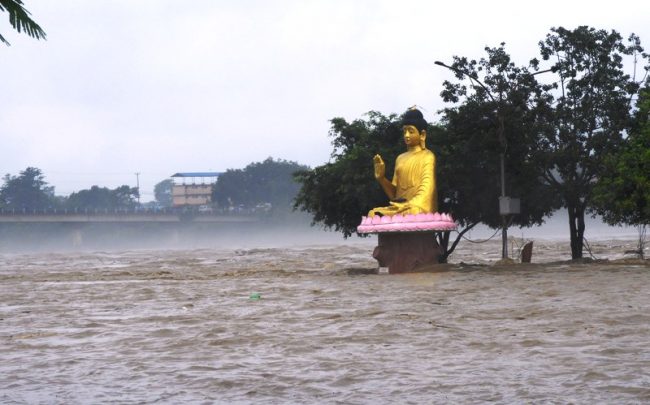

{"left": 368, "top": 108, "right": 437, "bottom": 217}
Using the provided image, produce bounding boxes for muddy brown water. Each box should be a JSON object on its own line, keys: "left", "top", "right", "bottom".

{"left": 1, "top": 238, "right": 649, "bottom": 404}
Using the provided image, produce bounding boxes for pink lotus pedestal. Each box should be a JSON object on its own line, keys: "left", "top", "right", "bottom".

{"left": 357, "top": 212, "right": 457, "bottom": 274}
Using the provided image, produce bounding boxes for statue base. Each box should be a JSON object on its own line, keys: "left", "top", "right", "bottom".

{"left": 372, "top": 232, "right": 441, "bottom": 274}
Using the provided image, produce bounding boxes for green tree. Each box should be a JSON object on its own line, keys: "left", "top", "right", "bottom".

{"left": 437, "top": 44, "right": 559, "bottom": 257}
{"left": 67, "top": 186, "right": 112, "bottom": 210}
{"left": 112, "top": 185, "right": 139, "bottom": 208}
{"left": 536, "top": 26, "right": 649, "bottom": 259}
{"left": 214, "top": 169, "right": 248, "bottom": 208}
{"left": 294, "top": 112, "right": 402, "bottom": 237}
{"left": 0, "top": 0, "right": 45, "bottom": 45}
{"left": 294, "top": 102, "right": 556, "bottom": 262}
{"left": 592, "top": 86, "right": 650, "bottom": 257}
{"left": 0, "top": 167, "right": 56, "bottom": 210}
{"left": 66, "top": 185, "right": 139, "bottom": 210}
{"left": 213, "top": 157, "right": 309, "bottom": 215}
{"left": 154, "top": 179, "right": 173, "bottom": 208}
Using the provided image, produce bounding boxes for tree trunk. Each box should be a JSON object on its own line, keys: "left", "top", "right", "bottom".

{"left": 436, "top": 231, "right": 450, "bottom": 263}
{"left": 439, "top": 222, "right": 479, "bottom": 263}
{"left": 567, "top": 204, "right": 585, "bottom": 259}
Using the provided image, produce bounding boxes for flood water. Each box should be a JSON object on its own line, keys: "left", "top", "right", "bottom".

{"left": 1, "top": 236, "right": 649, "bottom": 404}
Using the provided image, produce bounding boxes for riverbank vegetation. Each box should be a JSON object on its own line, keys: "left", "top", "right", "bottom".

{"left": 294, "top": 26, "right": 650, "bottom": 261}
{"left": 0, "top": 158, "right": 310, "bottom": 219}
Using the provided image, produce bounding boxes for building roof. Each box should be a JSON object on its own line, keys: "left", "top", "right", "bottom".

{"left": 171, "top": 172, "right": 222, "bottom": 178}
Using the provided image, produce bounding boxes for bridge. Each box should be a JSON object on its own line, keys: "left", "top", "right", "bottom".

{"left": 0, "top": 208, "right": 259, "bottom": 223}
{"left": 0, "top": 209, "right": 262, "bottom": 249}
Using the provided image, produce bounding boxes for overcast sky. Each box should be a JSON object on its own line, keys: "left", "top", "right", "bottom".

{"left": 2, "top": 0, "right": 649, "bottom": 201}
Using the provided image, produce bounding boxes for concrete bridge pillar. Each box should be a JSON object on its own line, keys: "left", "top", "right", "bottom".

{"left": 71, "top": 228, "right": 83, "bottom": 247}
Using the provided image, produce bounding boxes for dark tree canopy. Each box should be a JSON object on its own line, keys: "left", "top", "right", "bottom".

{"left": 592, "top": 86, "right": 650, "bottom": 227}
{"left": 0, "top": 0, "right": 46, "bottom": 45}
{"left": 295, "top": 27, "right": 649, "bottom": 261}
{"left": 154, "top": 179, "right": 173, "bottom": 208}
{"left": 66, "top": 185, "right": 139, "bottom": 210}
{"left": 294, "top": 112, "right": 403, "bottom": 237}
{"left": 438, "top": 43, "right": 559, "bottom": 230}
{"left": 534, "top": 26, "right": 649, "bottom": 258}
{"left": 213, "top": 157, "right": 309, "bottom": 216}
{"left": 438, "top": 26, "right": 649, "bottom": 260}
{"left": 0, "top": 167, "right": 56, "bottom": 210}
{"left": 294, "top": 101, "right": 557, "bottom": 262}
{"left": 294, "top": 44, "right": 561, "bottom": 261}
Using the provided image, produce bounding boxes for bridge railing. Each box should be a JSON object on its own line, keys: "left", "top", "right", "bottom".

{"left": 0, "top": 207, "right": 172, "bottom": 216}
{"left": 0, "top": 207, "right": 262, "bottom": 216}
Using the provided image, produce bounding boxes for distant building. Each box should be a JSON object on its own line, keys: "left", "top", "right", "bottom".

{"left": 171, "top": 172, "right": 221, "bottom": 207}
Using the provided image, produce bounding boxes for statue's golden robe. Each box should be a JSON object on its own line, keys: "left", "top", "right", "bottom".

{"left": 369, "top": 148, "right": 437, "bottom": 216}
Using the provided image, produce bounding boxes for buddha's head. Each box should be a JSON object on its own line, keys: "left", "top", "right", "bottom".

{"left": 402, "top": 108, "right": 427, "bottom": 149}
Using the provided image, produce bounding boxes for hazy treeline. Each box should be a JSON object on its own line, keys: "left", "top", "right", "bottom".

{"left": 1, "top": 158, "right": 310, "bottom": 216}
{"left": 0, "top": 167, "right": 140, "bottom": 211}
{"left": 212, "top": 158, "right": 309, "bottom": 216}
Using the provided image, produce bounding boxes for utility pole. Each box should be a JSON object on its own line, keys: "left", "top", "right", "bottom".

{"left": 135, "top": 172, "right": 141, "bottom": 205}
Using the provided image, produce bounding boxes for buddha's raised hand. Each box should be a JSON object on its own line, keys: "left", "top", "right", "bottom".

{"left": 373, "top": 154, "right": 385, "bottom": 179}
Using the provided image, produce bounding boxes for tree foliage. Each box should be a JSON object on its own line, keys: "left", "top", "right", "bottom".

{"left": 0, "top": 167, "right": 56, "bottom": 210}
{"left": 294, "top": 44, "right": 560, "bottom": 262}
{"left": 294, "top": 97, "right": 557, "bottom": 262}
{"left": 0, "top": 0, "right": 46, "bottom": 45}
{"left": 213, "top": 157, "right": 309, "bottom": 215}
{"left": 439, "top": 26, "right": 649, "bottom": 260}
{"left": 592, "top": 87, "right": 650, "bottom": 227}
{"left": 438, "top": 43, "right": 559, "bottom": 230}
{"left": 535, "top": 26, "right": 649, "bottom": 258}
{"left": 154, "top": 179, "right": 173, "bottom": 208}
{"left": 295, "top": 27, "right": 649, "bottom": 261}
{"left": 294, "top": 112, "right": 403, "bottom": 236}
{"left": 66, "top": 185, "right": 139, "bottom": 210}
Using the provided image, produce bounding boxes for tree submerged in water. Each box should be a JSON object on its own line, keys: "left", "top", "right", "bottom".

{"left": 437, "top": 27, "right": 650, "bottom": 260}
{"left": 296, "top": 26, "right": 650, "bottom": 261}
{"left": 533, "top": 26, "right": 649, "bottom": 259}
{"left": 294, "top": 112, "right": 401, "bottom": 238}
{"left": 437, "top": 42, "right": 560, "bottom": 258}
{"left": 294, "top": 107, "right": 554, "bottom": 262}
{"left": 592, "top": 86, "right": 650, "bottom": 259}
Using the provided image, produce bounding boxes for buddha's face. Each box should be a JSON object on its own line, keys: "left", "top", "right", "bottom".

{"left": 403, "top": 125, "right": 423, "bottom": 147}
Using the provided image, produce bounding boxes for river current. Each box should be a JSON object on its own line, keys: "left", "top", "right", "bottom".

{"left": 1, "top": 235, "right": 649, "bottom": 404}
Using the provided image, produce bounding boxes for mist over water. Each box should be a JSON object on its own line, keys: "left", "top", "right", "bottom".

{"left": 463, "top": 209, "right": 639, "bottom": 242}
{"left": 0, "top": 220, "right": 348, "bottom": 254}
{"left": 1, "top": 213, "right": 649, "bottom": 403}
{"left": 0, "top": 208, "right": 640, "bottom": 255}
